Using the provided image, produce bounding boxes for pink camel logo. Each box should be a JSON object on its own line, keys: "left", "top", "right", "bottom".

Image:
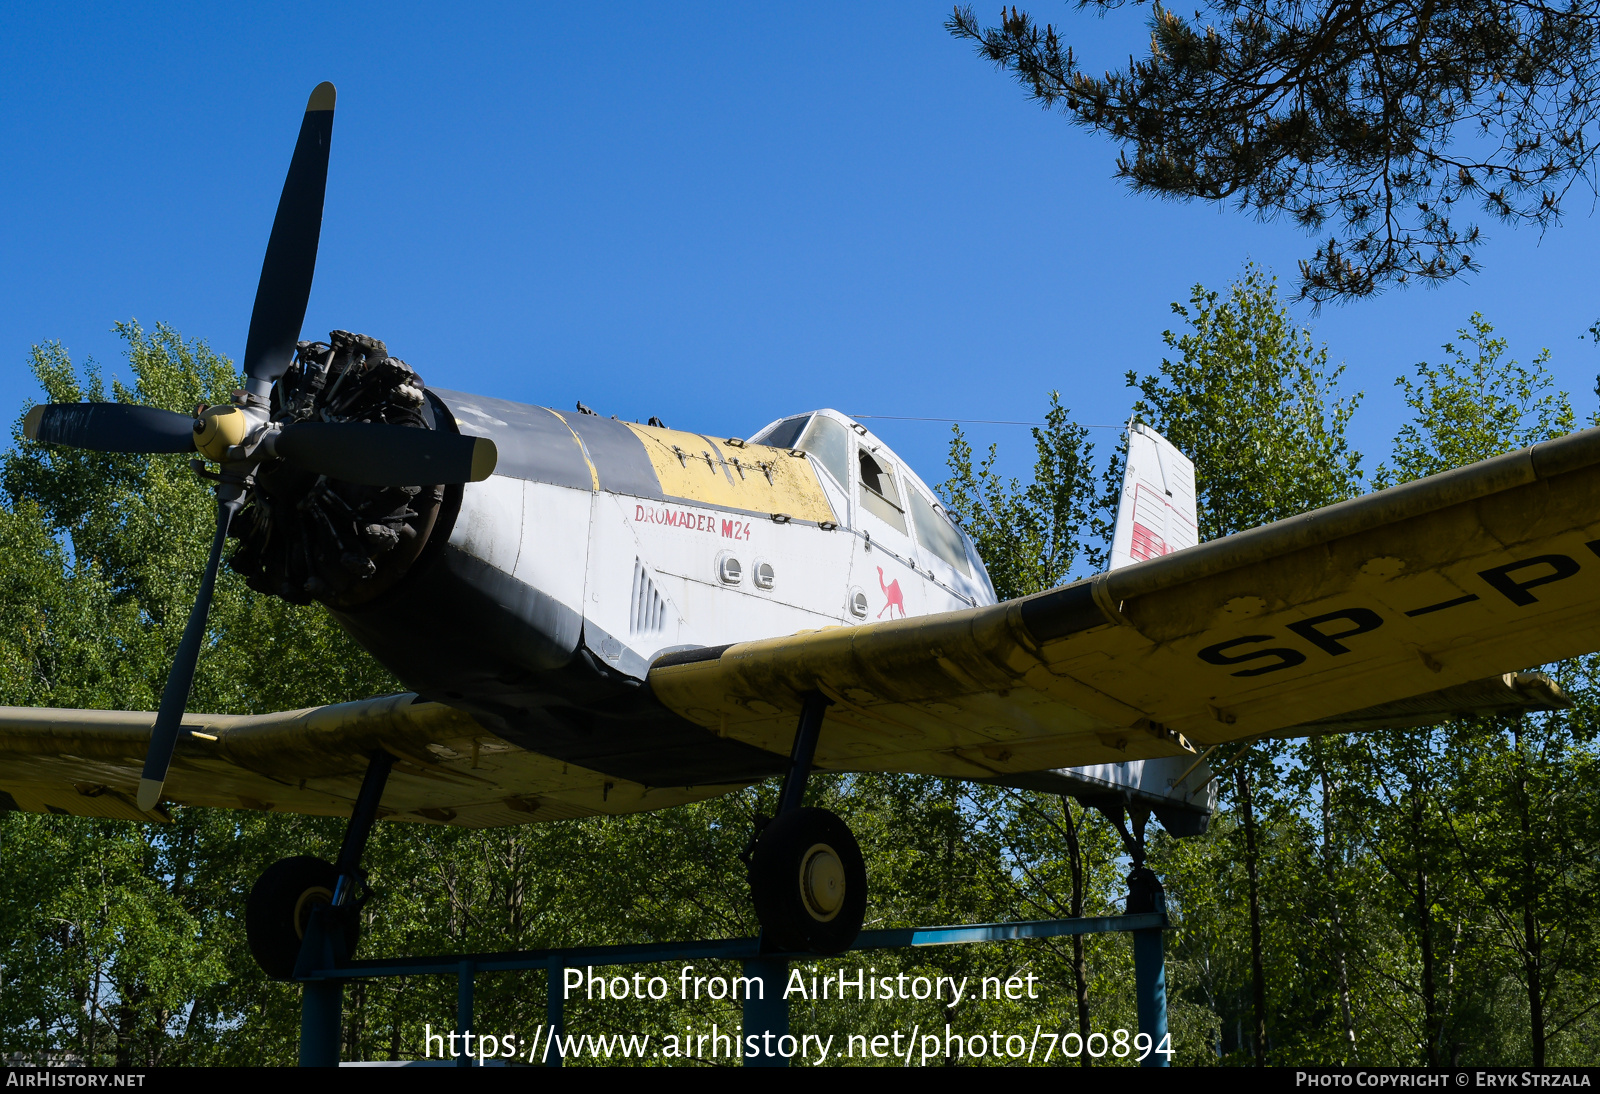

{"left": 877, "top": 566, "right": 906, "bottom": 619}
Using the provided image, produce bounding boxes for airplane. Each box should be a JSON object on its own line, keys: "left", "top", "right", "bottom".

{"left": 2, "top": 84, "right": 1582, "bottom": 979}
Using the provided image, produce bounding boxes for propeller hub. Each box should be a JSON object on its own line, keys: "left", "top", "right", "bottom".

{"left": 194, "top": 405, "right": 252, "bottom": 461}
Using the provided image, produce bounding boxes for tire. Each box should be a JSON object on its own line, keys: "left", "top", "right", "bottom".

{"left": 750, "top": 807, "right": 867, "bottom": 954}
{"left": 246, "top": 855, "right": 358, "bottom": 979}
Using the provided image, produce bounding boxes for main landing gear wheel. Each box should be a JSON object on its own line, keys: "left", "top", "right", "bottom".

{"left": 246, "top": 855, "right": 359, "bottom": 979}
{"left": 750, "top": 807, "right": 867, "bottom": 954}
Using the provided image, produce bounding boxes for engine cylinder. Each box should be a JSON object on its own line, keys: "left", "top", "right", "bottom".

{"left": 228, "top": 330, "right": 449, "bottom": 608}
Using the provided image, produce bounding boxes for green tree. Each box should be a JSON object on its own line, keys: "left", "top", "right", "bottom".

{"left": 1124, "top": 262, "right": 1364, "bottom": 540}
{"left": 1375, "top": 312, "right": 1574, "bottom": 488}
{"left": 1348, "top": 315, "right": 1598, "bottom": 1066}
{"left": 0, "top": 324, "right": 398, "bottom": 1064}
{"left": 940, "top": 390, "right": 1104, "bottom": 599}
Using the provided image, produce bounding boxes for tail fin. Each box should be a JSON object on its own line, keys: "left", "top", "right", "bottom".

{"left": 1109, "top": 421, "right": 1199, "bottom": 570}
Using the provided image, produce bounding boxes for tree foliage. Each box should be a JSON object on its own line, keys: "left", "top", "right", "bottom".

{"left": 0, "top": 324, "right": 401, "bottom": 1064}
{"left": 1125, "top": 262, "right": 1363, "bottom": 538}
{"left": 939, "top": 266, "right": 1600, "bottom": 1065}
{"left": 948, "top": 1, "right": 1600, "bottom": 302}
{"left": 1377, "top": 311, "right": 1573, "bottom": 487}
{"left": 939, "top": 391, "right": 1104, "bottom": 597}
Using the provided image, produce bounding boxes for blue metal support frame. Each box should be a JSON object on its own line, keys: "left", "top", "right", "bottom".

{"left": 1133, "top": 925, "right": 1168, "bottom": 1068}
{"left": 295, "top": 911, "right": 1169, "bottom": 1066}
{"left": 298, "top": 978, "right": 341, "bottom": 1067}
{"left": 740, "top": 952, "right": 789, "bottom": 1069}
{"left": 1126, "top": 865, "right": 1170, "bottom": 1067}
{"left": 294, "top": 905, "right": 349, "bottom": 1067}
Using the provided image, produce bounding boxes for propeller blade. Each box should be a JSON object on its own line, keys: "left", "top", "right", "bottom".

{"left": 23, "top": 403, "right": 198, "bottom": 454}
{"left": 241, "top": 82, "right": 336, "bottom": 390}
{"left": 273, "top": 421, "right": 497, "bottom": 486}
{"left": 136, "top": 497, "right": 241, "bottom": 813}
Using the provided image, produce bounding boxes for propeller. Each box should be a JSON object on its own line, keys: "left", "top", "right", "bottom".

{"left": 24, "top": 403, "right": 495, "bottom": 488}
{"left": 138, "top": 495, "right": 242, "bottom": 811}
{"left": 19, "top": 82, "right": 498, "bottom": 813}
{"left": 23, "top": 402, "right": 198, "bottom": 453}
{"left": 269, "top": 421, "right": 496, "bottom": 486}
{"left": 242, "top": 81, "right": 336, "bottom": 395}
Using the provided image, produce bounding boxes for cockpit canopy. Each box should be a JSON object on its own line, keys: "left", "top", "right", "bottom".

{"left": 750, "top": 410, "right": 990, "bottom": 595}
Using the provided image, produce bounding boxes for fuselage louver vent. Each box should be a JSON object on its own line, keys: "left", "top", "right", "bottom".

{"left": 631, "top": 559, "right": 666, "bottom": 635}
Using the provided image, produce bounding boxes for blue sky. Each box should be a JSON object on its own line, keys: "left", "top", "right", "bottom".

{"left": 4, "top": 2, "right": 1598, "bottom": 496}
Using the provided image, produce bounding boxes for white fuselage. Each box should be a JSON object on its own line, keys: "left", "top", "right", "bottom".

{"left": 443, "top": 405, "right": 996, "bottom": 679}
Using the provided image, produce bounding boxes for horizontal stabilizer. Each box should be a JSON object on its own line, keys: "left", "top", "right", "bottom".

{"left": 980, "top": 755, "right": 1218, "bottom": 836}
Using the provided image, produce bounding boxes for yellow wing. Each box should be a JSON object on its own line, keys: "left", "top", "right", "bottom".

{"left": 0, "top": 693, "right": 743, "bottom": 826}
{"left": 649, "top": 428, "right": 1599, "bottom": 779}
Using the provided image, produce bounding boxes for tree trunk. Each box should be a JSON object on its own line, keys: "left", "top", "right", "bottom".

{"left": 346, "top": 980, "right": 364, "bottom": 1060}
{"left": 943, "top": 779, "right": 958, "bottom": 920}
{"left": 1320, "top": 770, "right": 1358, "bottom": 1063}
{"left": 86, "top": 951, "right": 100, "bottom": 1066}
{"left": 1414, "top": 787, "right": 1439, "bottom": 1067}
{"left": 1235, "top": 765, "right": 1267, "bottom": 1066}
{"left": 1060, "top": 797, "right": 1093, "bottom": 1067}
{"left": 1515, "top": 721, "right": 1545, "bottom": 1066}
{"left": 114, "top": 994, "right": 138, "bottom": 1068}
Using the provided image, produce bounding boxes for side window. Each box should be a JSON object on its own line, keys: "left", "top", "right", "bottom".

{"left": 909, "top": 491, "right": 972, "bottom": 576}
{"left": 798, "top": 416, "right": 851, "bottom": 489}
{"left": 857, "top": 448, "right": 908, "bottom": 535}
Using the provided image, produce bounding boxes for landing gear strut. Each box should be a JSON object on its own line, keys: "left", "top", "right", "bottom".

{"left": 1100, "top": 799, "right": 1164, "bottom": 921}
{"left": 744, "top": 691, "right": 866, "bottom": 954}
{"left": 1082, "top": 797, "right": 1166, "bottom": 915}
{"left": 1083, "top": 798, "right": 1170, "bottom": 1062}
{"left": 246, "top": 749, "right": 394, "bottom": 979}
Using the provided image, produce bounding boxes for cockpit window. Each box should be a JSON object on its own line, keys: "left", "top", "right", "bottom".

{"left": 857, "top": 448, "right": 908, "bottom": 534}
{"left": 909, "top": 491, "right": 971, "bottom": 576}
{"left": 754, "top": 415, "right": 810, "bottom": 450}
{"left": 798, "top": 416, "right": 851, "bottom": 489}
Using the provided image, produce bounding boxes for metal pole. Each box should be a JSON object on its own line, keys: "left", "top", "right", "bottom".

{"left": 298, "top": 979, "right": 342, "bottom": 1067}
{"left": 546, "top": 955, "right": 564, "bottom": 1068}
{"left": 296, "top": 751, "right": 389, "bottom": 1067}
{"left": 741, "top": 956, "right": 789, "bottom": 1067}
{"left": 456, "top": 959, "right": 474, "bottom": 1068}
{"left": 1125, "top": 860, "right": 1170, "bottom": 1068}
{"left": 296, "top": 905, "right": 344, "bottom": 1066}
{"left": 1133, "top": 927, "right": 1169, "bottom": 1067}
